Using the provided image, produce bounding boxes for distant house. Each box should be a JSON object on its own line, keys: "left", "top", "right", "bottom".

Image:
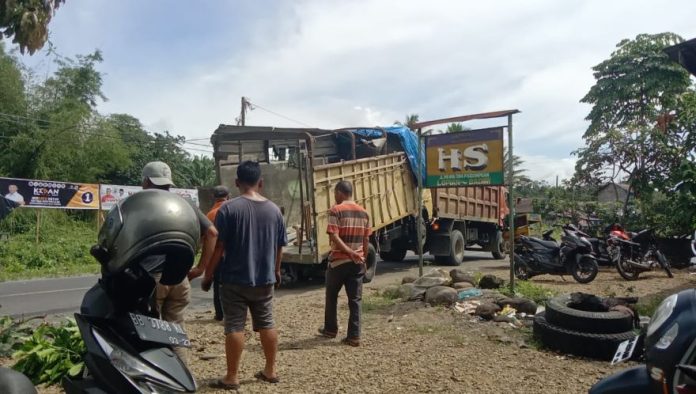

{"left": 598, "top": 183, "right": 630, "bottom": 204}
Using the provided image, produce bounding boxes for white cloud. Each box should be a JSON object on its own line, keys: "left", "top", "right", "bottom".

{"left": 31, "top": 0, "right": 696, "bottom": 179}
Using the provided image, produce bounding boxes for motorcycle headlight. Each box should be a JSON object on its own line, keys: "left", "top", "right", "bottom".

{"left": 655, "top": 323, "right": 679, "bottom": 350}
{"left": 92, "top": 328, "right": 185, "bottom": 393}
{"left": 647, "top": 294, "right": 679, "bottom": 337}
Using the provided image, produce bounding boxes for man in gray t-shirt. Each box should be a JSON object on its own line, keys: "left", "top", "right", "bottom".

{"left": 203, "top": 161, "right": 286, "bottom": 390}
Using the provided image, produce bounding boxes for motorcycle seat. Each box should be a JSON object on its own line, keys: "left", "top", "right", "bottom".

{"left": 526, "top": 237, "right": 559, "bottom": 250}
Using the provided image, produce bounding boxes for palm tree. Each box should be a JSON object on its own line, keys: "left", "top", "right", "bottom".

{"left": 179, "top": 155, "right": 216, "bottom": 188}
{"left": 504, "top": 148, "right": 531, "bottom": 187}
{"left": 445, "top": 123, "right": 472, "bottom": 133}
{"left": 394, "top": 114, "right": 420, "bottom": 129}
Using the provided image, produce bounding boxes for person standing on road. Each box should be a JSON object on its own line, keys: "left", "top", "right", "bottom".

{"left": 318, "top": 180, "right": 371, "bottom": 347}
{"left": 202, "top": 161, "right": 286, "bottom": 390}
{"left": 189, "top": 185, "right": 229, "bottom": 321}
{"left": 141, "top": 161, "right": 218, "bottom": 363}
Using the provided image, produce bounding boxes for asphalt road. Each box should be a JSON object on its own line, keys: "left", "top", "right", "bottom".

{"left": 0, "top": 250, "right": 509, "bottom": 318}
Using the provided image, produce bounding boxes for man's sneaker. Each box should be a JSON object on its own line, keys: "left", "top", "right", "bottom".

{"left": 317, "top": 328, "right": 337, "bottom": 338}
{"left": 341, "top": 337, "right": 360, "bottom": 347}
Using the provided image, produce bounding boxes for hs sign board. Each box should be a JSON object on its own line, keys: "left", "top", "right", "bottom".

{"left": 437, "top": 144, "right": 489, "bottom": 172}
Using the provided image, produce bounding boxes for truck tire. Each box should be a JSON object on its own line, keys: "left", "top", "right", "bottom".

{"left": 533, "top": 312, "right": 636, "bottom": 361}
{"left": 363, "top": 244, "right": 378, "bottom": 283}
{"left": 545, "top": 294, "right": 635, "bottom": 334}
{"left": 492, "top": 231, "right": 507, "bottom": 260}
{"left": 379, "top": 244, "right": 407, "bottom": 262}
{"left": 436, "top": 229, "right": 465, "bottom": 266}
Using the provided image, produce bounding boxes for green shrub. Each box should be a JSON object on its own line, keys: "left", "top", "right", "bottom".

{"left": 501, "top": 280, "right": 558, "bottom": 304}
{"left": 13, "top": 319, "right": 86, "bottom": 385}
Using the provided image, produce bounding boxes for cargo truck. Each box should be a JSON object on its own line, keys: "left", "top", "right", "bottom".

{"left": 211, "top": 125, "right": 508, "bottom": 283}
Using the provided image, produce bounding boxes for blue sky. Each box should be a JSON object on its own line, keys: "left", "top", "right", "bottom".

{"left": 13, "top": 0, "right": 696, "bottom": 183}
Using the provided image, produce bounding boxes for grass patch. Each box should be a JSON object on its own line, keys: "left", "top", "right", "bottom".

{"left": 636, "top": 295, "right": 666, "bottom": 317}
{"left": 0, "top": 210, "right": 99, "bottom": 281}
{"left": 378, "top": 284, "right": 402, "bottom": 301}
{"left": 501, "top": 280, "right": 558, "bottom": 304}
{"left": 363, "top": 294, "right": 398, "bottom": 313}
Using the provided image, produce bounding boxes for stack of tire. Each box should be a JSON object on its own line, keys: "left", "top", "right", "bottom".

{"left": 533, "top": 294, "right": 637, "bottom": 360}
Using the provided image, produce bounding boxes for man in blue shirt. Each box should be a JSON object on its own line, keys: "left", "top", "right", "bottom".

{"left": 202, "top": 161, "right": 286, "bottom": 390}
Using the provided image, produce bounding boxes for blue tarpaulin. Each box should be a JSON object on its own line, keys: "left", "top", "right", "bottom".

{"left": 352, "top": 126, "right": 425, "bottom": 184}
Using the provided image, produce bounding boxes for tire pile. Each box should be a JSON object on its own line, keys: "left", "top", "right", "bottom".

{"left": 533, "top": 294, "right": 637, "bottom": 360}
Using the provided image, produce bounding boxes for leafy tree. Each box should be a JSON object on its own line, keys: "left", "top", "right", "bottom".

{"left": 180, "top": 155, "right": 216, "bottom": 188}
{"left": 0, "top": 0, "right": 66, "bottom": 55}
{"left": 0, "top": 42, "right": 28, "bottom": 163}
{"left": 573, "top": 33, "right": 691, "bottom": 203}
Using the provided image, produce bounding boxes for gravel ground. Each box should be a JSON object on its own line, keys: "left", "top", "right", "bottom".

{"left": 16, "top": 262, "right": 696, "bottom": 394}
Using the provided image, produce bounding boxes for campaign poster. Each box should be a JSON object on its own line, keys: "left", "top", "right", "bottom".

{"left": 0, "top": 177, "right": 99, "bottom": 209}
{"left": 100, "top": 184, "right": 199, "bottom": 210}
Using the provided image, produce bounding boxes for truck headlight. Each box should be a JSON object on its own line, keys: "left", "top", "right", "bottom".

{"left": 647, "top": 294, "right": 678, "bottom": 337}
{"left": 92, "top": 328, "right": 185, "bottom": 393}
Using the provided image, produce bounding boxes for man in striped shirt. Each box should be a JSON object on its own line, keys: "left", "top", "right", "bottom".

{"left": 318, "top": 180, "right": 371, "bottom": 347}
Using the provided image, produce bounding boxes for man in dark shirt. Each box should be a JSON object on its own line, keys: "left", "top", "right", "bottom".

{"left": 203, "top": 161, "right": 287, "bottom": 390}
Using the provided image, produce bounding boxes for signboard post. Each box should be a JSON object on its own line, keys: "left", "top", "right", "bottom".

{"left": 412, "top": 110, "right": 519, "bottom": 291}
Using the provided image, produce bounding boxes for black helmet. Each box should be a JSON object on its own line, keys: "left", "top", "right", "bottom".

{"left": 92, "top": 189, "right": 200, "bottom": 285}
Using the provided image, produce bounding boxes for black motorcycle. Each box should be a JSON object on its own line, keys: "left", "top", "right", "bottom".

{"left": 609, "top": 229, "right": 673, "bottom": 281}
{"left": 514, "top": 225, "right": 599, "bottom": 283}
{"left": 590, "top": 288, "right": 696, "bottom": 394}
{"left": 62, "top": 190, "right": 197, "bottom": 393}
{"left": 543, "top": 225, "right": 612, "bottom": 266}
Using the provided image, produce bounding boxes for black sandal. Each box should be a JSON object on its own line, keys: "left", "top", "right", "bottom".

{"left": 255, "top": 371, "right": 280, "bottom": 384}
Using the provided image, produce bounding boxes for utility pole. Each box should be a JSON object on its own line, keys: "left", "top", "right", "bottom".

{"left": 239, "top": 96, "right": 249, "bottom": 126}
{"left": 507, "top": 114, "right": 515, "bottom": 292}
{"left": 417, "top": 127, "right": 424, "bottom": 277}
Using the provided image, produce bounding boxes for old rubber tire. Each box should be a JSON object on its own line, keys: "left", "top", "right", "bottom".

{"left": 545, "top": 294, "right": 634, "bottom": 334}
{"left": 379, "top": 244, "right": 407, "bottom": 262}
{"left": 571, "top": 255, "right": 599, "bottom": 284}
{"left": 492, "top": 231, "right": 507, "bottom": 260}
{"left": 437, "top": 230, "right": 465, "bottom": 266}
{"left": 513, "top": 254, "right": 530, "bottom": 280}
{"left": 363, "top": 244, "right": 377, "bottom": 283}
{"left": 533, "top": 312, "right": 636, "bottom": 361}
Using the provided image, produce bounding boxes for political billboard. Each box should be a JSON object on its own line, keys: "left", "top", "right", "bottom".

{"left": 100, "top": 184, "right": 199, "bottom": 210}
{"left": 0, "top": 177, "right": 99, "bottom": 209}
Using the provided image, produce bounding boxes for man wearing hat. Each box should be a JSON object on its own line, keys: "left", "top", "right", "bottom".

{"left": 189, "top": 185, "right": 230, "bottom": 320}
{"left": 141, "top": 161, "right": 219, "bottom": 363}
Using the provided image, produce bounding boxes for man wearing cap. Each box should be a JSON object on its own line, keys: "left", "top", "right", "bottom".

{"left": 141, "top": 161, "right": 218, "bottom": 363}
{"left": 189, "top": 185, "right": 229, "bottom": 321}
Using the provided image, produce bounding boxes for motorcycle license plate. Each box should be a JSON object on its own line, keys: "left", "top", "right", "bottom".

{"left": 128, "top": 313, "right": 191, "bottom": 348}
{"left": 611, "top": 335, "right": 640, "bottom": 365}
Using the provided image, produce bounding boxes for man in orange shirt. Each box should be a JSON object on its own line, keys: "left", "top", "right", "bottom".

{"left": 318, "top": 180, "right": 371, "bottom": 347}
{"left": 190, "top": 185, "right": 229, "bottom": 320}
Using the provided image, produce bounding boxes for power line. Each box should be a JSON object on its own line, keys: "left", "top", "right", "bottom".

{"left": 245, "top": 100, "right": 314, "bottom": 128}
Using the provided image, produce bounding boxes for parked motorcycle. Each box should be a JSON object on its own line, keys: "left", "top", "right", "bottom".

{"left": 589, "top": 288, "right": 696, "bottom": 394}
{"left": 606, "top": 226, "right": 673, "bottom": 280}
{"left": 513, "top": 224, "right": 599, "bottom": 283}
{"left": 543, "top": 224, "right": 612, "bottom": 266}
{"left": 62, "top": 190, "right": 198, "bottom": 394}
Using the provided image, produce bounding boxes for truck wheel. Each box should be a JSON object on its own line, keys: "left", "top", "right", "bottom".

{"left": 379, "top": 245, "right": 407, "bottom": 262}
{"left": 492, "top": 231, "right": 507, "bottom": 260}
{"left": 437, "top": 230, "right": 465, "bottom": 266}
{"left": 363, "top": 244, "right": 378, "bottom": 283}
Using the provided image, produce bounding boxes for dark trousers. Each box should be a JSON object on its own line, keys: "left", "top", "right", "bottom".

{"left": 213, "top": 261, "right": 223, "bottom": 318}
{"left": 324, "top": 262, "right": 364, "bottom": 339}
